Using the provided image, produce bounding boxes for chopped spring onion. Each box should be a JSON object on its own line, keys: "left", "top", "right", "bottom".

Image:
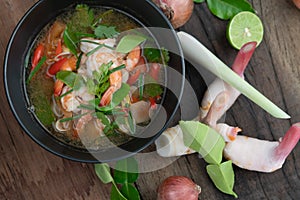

{"left": 109, "top": 64, "right": 126, "bottom": 75}
{"left": 59, "top": 111, "right": 91, "bottom": 123}
{"left": 26, "top": 56, "right": 46, "bottom": 84}
{"left": 76, "top": 53, "right": 83, "bottom": 69}
{"left": 138, "top": 74, "right": 144, "bottom": 100}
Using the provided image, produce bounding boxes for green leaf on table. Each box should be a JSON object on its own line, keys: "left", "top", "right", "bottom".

{"left": 120, "top": 183, "right": 140, "bottom": 200}
{"left": 95, "top": 25, "right": 119, "bottom": 38}
{"left": 194, "top": 0, "right": 205, "bottom": 3}
{"left": 116, "top": 35, "right": 146, "bottom": 53}
{"left": 111, "top": 183, "right": 127, "bottom": 200}
{"left": 207, "top": 0, "right": 255, "bottom": 20}
{"left": 114, "top": 157, "right": 139, "bottom": 184}
{"left": 206, "top": 160, "right": 238, "bottom": 198}
{"left": 94, "top": 163, "right": 114, "bottom": 184}
{"left": 179, "top": 121, "right": 225, "bottom": 164}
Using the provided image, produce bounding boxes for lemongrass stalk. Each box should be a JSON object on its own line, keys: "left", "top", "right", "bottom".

{"left": 177, "top": 32, "right": 290, "bottom": 119}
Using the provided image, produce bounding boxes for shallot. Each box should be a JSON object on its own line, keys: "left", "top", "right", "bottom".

{"left": 293, "top": 0, "right": 300, "bottom": 9}
{"left": 157, "top": 176, "right": 201, "bottom": 200}
{"left": 152, "top": 0, "right": 194, "bottom": 28}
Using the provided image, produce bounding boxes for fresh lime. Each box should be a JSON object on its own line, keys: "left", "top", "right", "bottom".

{"left": 227, "top": 11, "right": 264, "bottom": 50}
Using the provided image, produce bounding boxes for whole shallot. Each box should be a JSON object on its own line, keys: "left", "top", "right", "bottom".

{"left": 152, "top": 0, "right": 194, "bottom": 28}
{"left": 293, "top": 0, "right": 300, "bottom": 9}
{"left": 157, "top": 176, "right": 201, "bottom": 200}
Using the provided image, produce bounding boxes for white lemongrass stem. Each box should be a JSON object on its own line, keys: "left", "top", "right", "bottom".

{"left": 177, "top": 31, "right": 290, "bottom": 119}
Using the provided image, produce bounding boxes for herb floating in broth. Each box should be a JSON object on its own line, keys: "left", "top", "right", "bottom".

{"left": 26, "top": 4, "right": 167, "bottom": 150}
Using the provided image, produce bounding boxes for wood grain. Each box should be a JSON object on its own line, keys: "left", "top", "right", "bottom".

{"left": 1, "top": 0, "right": 299, "bottom": 199}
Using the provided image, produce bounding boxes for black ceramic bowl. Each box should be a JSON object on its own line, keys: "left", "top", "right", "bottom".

{"left": 4, "top": 0, "right": 185, "bottom": 162}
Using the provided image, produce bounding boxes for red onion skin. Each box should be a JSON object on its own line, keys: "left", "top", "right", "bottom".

{"left": 157, "top": 176, "right": 201, "bottom": 200}
{"left": 153, "top": 0, "right": 194, "bottom": 29}
{"left": 293, "top": 0, "right": 300, "bottom": 9}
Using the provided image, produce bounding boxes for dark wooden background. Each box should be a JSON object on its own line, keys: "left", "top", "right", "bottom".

{"left": 1, "top": 0, "right": 300, "bottom": 199}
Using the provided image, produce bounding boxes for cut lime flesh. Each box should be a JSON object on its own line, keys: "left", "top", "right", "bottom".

{"left": 227, "top": 11, "right": 264, "bottom": 50}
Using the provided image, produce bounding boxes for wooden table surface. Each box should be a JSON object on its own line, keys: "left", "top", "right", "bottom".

{"left": 1, "top": 0, "right": 300, "bottom": 199}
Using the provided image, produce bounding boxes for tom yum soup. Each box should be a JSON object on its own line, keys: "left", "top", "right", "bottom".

{"left": 26, "top": 4, "right": 168, "bottom": 150}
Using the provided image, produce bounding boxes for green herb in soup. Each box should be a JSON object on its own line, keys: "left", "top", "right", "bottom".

{"left": 26, "top": 4, "right": 168, "bottom": 150}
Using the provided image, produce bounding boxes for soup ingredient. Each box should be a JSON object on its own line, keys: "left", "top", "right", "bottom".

{"left": 26, "top": 56, "right": 46, "bottom": 84}
{"left": 206, "top": 0, "right": 255, "bottom": 20}
{"left": 206, "top": 161, "right": 238, "bottom": 198}
{"left": 31, "top": 43, "right": 44, "bottom": 70}
{"left": 177, "top": 31, "right": 290, "bottom": 119}
{"left": 202, "top": 91, "right": 241, "bottom": 142}
{"left": 68, "top": 4, "right": 94, "bottom": 34}
{"left": 47, "top": 57, "right": 68, "bottom": 77}
{"left": 95, "top": 157, "right": 140, "bottom": 200}
{"left": 152, "top": 0, "right": 194, "bottom": 28}
{"left": 157, "top": 176, "right": 201, "bottom": 200}
{"left": 224, "top": 123, "right": 300, "bottom": 172}
{"left": 53, "top": 80, "right": 64, "bottom": 97}
{"left": 94, "top": 24, "right": 119, "bottom": 38}
{"left": 200, "top": 41, "right": 256, "bottom": 120}
{"left": 293, "top": 0, "right": 300, "bottom": 9}
{"left": 155, "top": 41, "right": 254, "bottom": 157}
{"left": 155, "top": 124, "right": 196, "bottom": 157}
{"left": 180, "top": 121, "right": 225, "bottom": 164}
{"left": 116, "top": 35, "right": 146, "bottom": 54}
{"left": 227, "top": 11, "right": 264, "bottom": 50}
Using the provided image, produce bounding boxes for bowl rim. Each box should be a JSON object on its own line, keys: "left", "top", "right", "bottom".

{"left": 3, "top": 0, "right": 185, "bottom": 163}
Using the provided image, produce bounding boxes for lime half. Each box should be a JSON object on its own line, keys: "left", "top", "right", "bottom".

{"left": 227, "top": 11, "right": 264, "bottom": 50}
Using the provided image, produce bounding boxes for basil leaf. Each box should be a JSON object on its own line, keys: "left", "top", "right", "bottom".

{"left": 95, "top": 25, "right": 119, "bottom": 38}
{"left": 143, "top": 47, "right": 170, "bottom": 64}
{"left": 94, "top": 163, "right": 114, "bottom": 184}
{"left": 63, "top": 27, "right": 78, "bottom": 56}
{"left": 95, "top": 112, "right": 110, "bottom": 126}
{"left": 56, "top": 71, "right": 76, "bottom": 87}
{"left": 114, "top": 157, "right": 139, "bottom": 184}
{"left": 110, "top": 83, "right": 130, "bottom": 107}
{"left": 116, "top": 35, "right": 146, "bottom": 53}
{"left": 206, "top": 161, "right": 238, "bottom": 198}
{"left": 111, "top": 182, "right": 127, "bottom": 200}
{"left": 179, "top": 121, "right": 225, "bottom": 164}
{"left": 120, "top": 183, "right": 140, "bottom": 200}
{"left": 207, "top": 0, "right": 255, "bottom": 20}
{"left": 194, "top": 0, "right": 205, "bottom": 3}
{"left": 56, "top": 71, "right": 83, "bottom": 90}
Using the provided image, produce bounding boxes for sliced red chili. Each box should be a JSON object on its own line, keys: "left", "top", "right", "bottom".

{"left": 47, "top": 57, "right": 68, "bottom": 77}
{"left": 31, "top": 44, "right": 44, "bottom": 71}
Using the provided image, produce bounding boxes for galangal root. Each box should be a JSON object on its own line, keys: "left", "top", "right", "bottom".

{"left": 224, "top": 123, "right": 300, "bottom": 172}
{"left": 155, "top": 42, "right": 300, "bottom": 173}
